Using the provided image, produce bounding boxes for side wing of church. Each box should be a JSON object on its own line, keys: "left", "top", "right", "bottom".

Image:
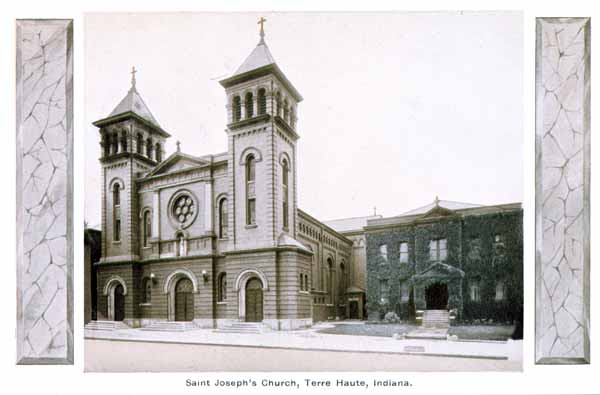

{"left": 92, "top": 28, "right": 362, "bottom": 330}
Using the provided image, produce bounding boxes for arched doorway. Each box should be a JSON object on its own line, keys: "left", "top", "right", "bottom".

{"left": 175, "top": 278, "right": 194, "bottom": 321}
{"left": 245, "top": 278, "right": 263, "bottom": 322}
{"left": 114, "top": 284, "right": 125, "bottom": 321}
{"left": 425, "top": 282, "right": 448, "bottom": 310}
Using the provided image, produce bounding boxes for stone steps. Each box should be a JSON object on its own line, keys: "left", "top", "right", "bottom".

{"left": 421, "top": 310, "right": 451, "bottom": 329}
{"left": 140, "top": 321, "right": 199, "bottom": 332}
{"left": 214, "top": 322, "right": 269, "bottom": 334}
{"left": 84, "top": 320, "right": 130, "bottom": 331}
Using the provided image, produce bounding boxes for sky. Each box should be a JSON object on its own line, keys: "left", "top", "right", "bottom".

{"left": 84, "top": 12, "right": 523, "bottom": 228}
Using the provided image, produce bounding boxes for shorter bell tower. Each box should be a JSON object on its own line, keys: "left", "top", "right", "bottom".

{"left": 93, "top": 68, "right": 171, "bottom": 263}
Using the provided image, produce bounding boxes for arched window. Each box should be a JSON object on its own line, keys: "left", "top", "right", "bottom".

{"left": 245, "top": 92, "right": 254, "bottom": 118}
{"left": 282, "top": 158, "right": 289, "bottom": 229}
{"left": 283, "top": 99, "right": 289, "bottom": 123}
{"left": 327, "top": 258, "right": 334, "bottom": 303}
{"left": 290, "top": 107, "right": 296, "bottom": 129}
{"left": 143, "top": 210, "right": 152, "bottom": 247}
{"left": 155, "top": 143, "right": 162, "bottom": 162}
{"left": 120, "top": 131, "right": 127, "bottom": 152}
{"left": 219, "top": 198, "right": 228, "bottom": 238}
{"left": 111, "top": 133, "right": 119, "bottom": 154}
{"left": 276, "top": 92, "right": 282, "bottom": 117}
{"left": 217, "top": 273, "right": 227, "bottom": 302}
{"left": 257, "top": 88, "right": 267, "bottom": 115}
{"left": 177, "top": 234, "right": 185, "bottom": 257}
{"left": 142, "top": 278, "right": 152, "bottom": 304}
{"left": 112, "top": 183, "right": 121, "bottom": 242}
{"left": 339, "top": 262, "right": 346, "bottom": 296}
{"left": 232, "top": 95, "right": 241, "bottom": 122}
{"left": 136, "top": 133, "right": 143, "bottom": 154}
{"left": 101, "top": 132, "right": 110, "bottom": 158}
{"left": 246, "top": 154, "right": 256, "bottom": 226}
{"left": 146, "top": 137, "right": 153, "bottom": 158}
{"left": 495, "top": 280, "right": 506, "bottom": 301}
{"left": 304, "top": 273, "right": 309, "bottom": 291}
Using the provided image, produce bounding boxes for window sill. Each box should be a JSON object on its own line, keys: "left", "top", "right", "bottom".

{"left": 218, "top": 237, "right": 230, "bottom": 241}
{"left": 299, "top": 291, "right": 310, "bottom": 295}
{"left": 216, "top": 301, "right": 228, "bottom": 305}
{"left": 139, "top": 303, "right": 152, "bottom": 307}
{"left": 112, "top": 241, "right": 121, "bottom": 245}
{"left": 245, "top": 224, "right": 258, "bottom": 229}
{"left": 142, "top": 246, "right": 151, "bottom": 250}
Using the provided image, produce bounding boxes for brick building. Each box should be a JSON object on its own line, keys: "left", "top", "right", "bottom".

{"left": 363, "top": 199, "right": 523, "bottom": 323}
{"left": 92, "top": 27, "right": 361, "bottom": 330}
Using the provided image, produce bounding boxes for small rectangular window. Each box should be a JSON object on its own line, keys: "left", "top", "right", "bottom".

{"left": 379, "top": 244, "right": 388, "bottom": 262}
{"left": 399, "top": 242, "right": 409, "bottom": 264}
{"left": 114, "top": 219, "right": 121, "bottom": 242}
{"left": 380, "top": 279, "right": 389, "bottom": 304}
{"left": 247, "top": 198, "right": 256, "bottom": 225}
{"left": 495, "top": 281, "right": 505, "bottom": 301}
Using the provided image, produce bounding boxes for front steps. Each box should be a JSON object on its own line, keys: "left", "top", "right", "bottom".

{"left": 421, "top": 310, "right": 450, "bottom": 329}
{"left": 214, "top": 322, "right": 270, "bottom": 334}
{"left": 140, "top": 321, "right": 199, "bottom": 332}
{"left": 84, "top": 320, "right": 130, "bottom": 331}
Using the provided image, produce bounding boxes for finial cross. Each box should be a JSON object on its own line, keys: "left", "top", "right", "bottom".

{"left": 131, "top": 66, "right": 137, "bottom": 87}
{"left": 176, "top": 140, "right": 181, "bottom": 152}
{"left": 258, "top": 17, "right": 267, "bottom": 42}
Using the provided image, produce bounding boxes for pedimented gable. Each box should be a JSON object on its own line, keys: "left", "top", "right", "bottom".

{"left": 418, "top": 205, "right": 456, "bottom": 220}
{"left": 146, "top": 153, "right": 208, "bottom": 177}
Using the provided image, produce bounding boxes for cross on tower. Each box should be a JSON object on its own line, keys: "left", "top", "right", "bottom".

{"left": 258, "top": 17, "right": 267, "bottom": 43}
{"left": 131, "top": 66, "right": 137, "bottom": 88}
{"left": 176, "top": 140, "right": 181, "bottom": 152}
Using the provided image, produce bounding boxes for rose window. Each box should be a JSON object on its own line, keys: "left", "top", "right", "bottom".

{"left": 173, "top": 195, "right": 195, "bottom": 223}
{"left": 169, "top": 191, "right": 198, "bottom": 229}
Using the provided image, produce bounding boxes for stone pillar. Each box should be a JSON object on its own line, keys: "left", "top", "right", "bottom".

{"left": 204, "top": 182, "right": 212, "bottom": 232}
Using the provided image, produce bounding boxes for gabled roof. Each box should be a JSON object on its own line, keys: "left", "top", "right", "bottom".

{"left": 402, "top": 199, "right": 483, "bottom": 216}
{"left": 109, "top": 85, "right": 160, "bottom": 127}
{"left": 144, "top": 151, "right": 209, "bottom": 178}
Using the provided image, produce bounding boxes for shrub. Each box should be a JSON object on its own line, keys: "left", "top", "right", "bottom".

{"left": 383, "top": 311, "right": 400, "bottom": 323}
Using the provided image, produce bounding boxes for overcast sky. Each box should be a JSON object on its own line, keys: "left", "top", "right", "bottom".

{"left": 85, "top": 12, "right": 523, "bottom": 228}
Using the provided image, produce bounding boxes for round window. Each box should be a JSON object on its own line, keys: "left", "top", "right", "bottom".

{"left": 169, "top": 190, "right": 198, "bottom": 229}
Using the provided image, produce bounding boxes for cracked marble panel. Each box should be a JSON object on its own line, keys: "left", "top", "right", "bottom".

{"left": 16, "top": 19, "right": 73, "bottom": 365}
{"left": 535, "top": 17, "right": 590, "bottom": 364}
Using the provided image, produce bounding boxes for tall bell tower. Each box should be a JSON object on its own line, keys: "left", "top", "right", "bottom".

{"left": 93, "top": 69, "right": 171, "bottom": 262}
{"left": 220, "top": 19, "right": 303, "bottom": 251}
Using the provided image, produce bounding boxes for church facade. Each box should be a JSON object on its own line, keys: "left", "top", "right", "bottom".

{"left": 93, "top": 28, "right": 362, "bottom": 330}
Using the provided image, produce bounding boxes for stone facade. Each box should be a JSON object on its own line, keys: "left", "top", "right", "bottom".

{"left": 92, "top": 32, "right": 363, "bottom": 330}
{"left": 364, "top": 201, "right": 523, "bottom": 323}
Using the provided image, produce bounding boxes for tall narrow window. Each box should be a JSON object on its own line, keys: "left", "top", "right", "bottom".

{"left": 112, "top": 133, "right": 119, "bottom": 154}
{"left": 379, "top": 244, "right": 388, "bottom": 262}
{"left": 245, "top": 92, "right": 254, "bottom": 118}
{"left": 218, "top": 273, "right": 227, "bottom": 302}
{"left": 112, "top": 184, "right": 121, "bottom": 242}
{"left": 429, "top": 238, "right": 447, "bottom": 262}
{"left": 142, "top": 278, "right": 152, "bottom": 304}
{"left": 470, "top": 279, "right": 481, "bottom": 302}
{"left": 380, "top": 279, "right": 389, "bottom": 304}
{"left": 143, "top": 210, "right": 151, "bottom": 247}
{"left": 146, "top": 137, "right": 153, "bottom": 158}
{"left": 232, "top": 95, "right": 241, "bottom": 122}
{"left": 495, "top": 280, "right": 505, "bottom": 301}
{"left": 282, "top": 158, "right": 289, "bottom": 229}
{"left": 399, "top": 242, "right": 409, "bottom": 264}
{"left": 136, "top": 133, "right": 143, "bottom": 154}
{"left": 246, "top": 155, "right": 256, "bottom": 225}
{"left": 290, "top": 107, "right": 296, "bottom": 129}
{"left": 155, "top": 143, "right": 162, "bottom": 162}
{"left": 219, "top": 198, "right": 228, "bottom": 238}
{"left": 120, "top": 131, "right": 127, "bottom": 152}
{"left": 283, "top": 99, "right": 289, "bottom": 123}
{"left": 257, "top": 88, "right": 266, "bottom": 115}
{"left": 276, "top": 92, "right": 282, "bottom": 117}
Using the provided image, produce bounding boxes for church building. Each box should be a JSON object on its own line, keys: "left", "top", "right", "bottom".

{"left": 92, "top": 23, "right": 362, "bottom": 330}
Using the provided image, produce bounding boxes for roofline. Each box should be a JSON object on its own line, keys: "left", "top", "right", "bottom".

{"left": 93, "top": 111, "right": 172, "bottom": 138}
{"left": 219, "top": 63, "right": 303, "bottom": 102}
{"left": 297, "top": 208, "right": 353, "bottom": 245}
{"left": 365, "top": 202, "right": 523, "bottom": 231}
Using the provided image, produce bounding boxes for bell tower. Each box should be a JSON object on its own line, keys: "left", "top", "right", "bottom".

{"left": 93, "top": 68, "right": 171, "bottom": 262}
{"left": 220, "top": 19, "right": 303, "bottom": 251}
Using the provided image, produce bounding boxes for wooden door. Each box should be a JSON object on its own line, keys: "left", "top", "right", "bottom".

{"left": 349, "top": 301, "right": 359, "bottom": 319}
{"left": 175, "top": 278, "right": 194, "bottom": 321}
{"left": 114, "top": 284, "right": 125, "bottom": 321}
{"left": 245, "top": 278, "right": 263, "bottom": 322}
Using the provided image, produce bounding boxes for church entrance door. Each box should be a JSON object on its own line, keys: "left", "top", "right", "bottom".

{"left": 245, "top": 278, "right": 263, "bottom": 322}
{"left": 425, "top": 282, "right": 448, "bottom": 310}
{"left": 349, "top": 301, "right": 359, "bottom": 319}
{"left": 175, "top": 278, "right": 194, "bottom": 321}
{"left": 114, "top": 284, "right": 125, "bottom": 321}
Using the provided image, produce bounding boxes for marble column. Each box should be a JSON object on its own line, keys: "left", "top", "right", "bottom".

{"left": 535, "top": 17, "right": 590, "bottom": 364}
{"left": 16, "top": 19, "right": 74, "bottom": 365}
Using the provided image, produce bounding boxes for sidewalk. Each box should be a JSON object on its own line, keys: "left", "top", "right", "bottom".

{"left": 84, "top": 322, "right": 522, "bottom": 361}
